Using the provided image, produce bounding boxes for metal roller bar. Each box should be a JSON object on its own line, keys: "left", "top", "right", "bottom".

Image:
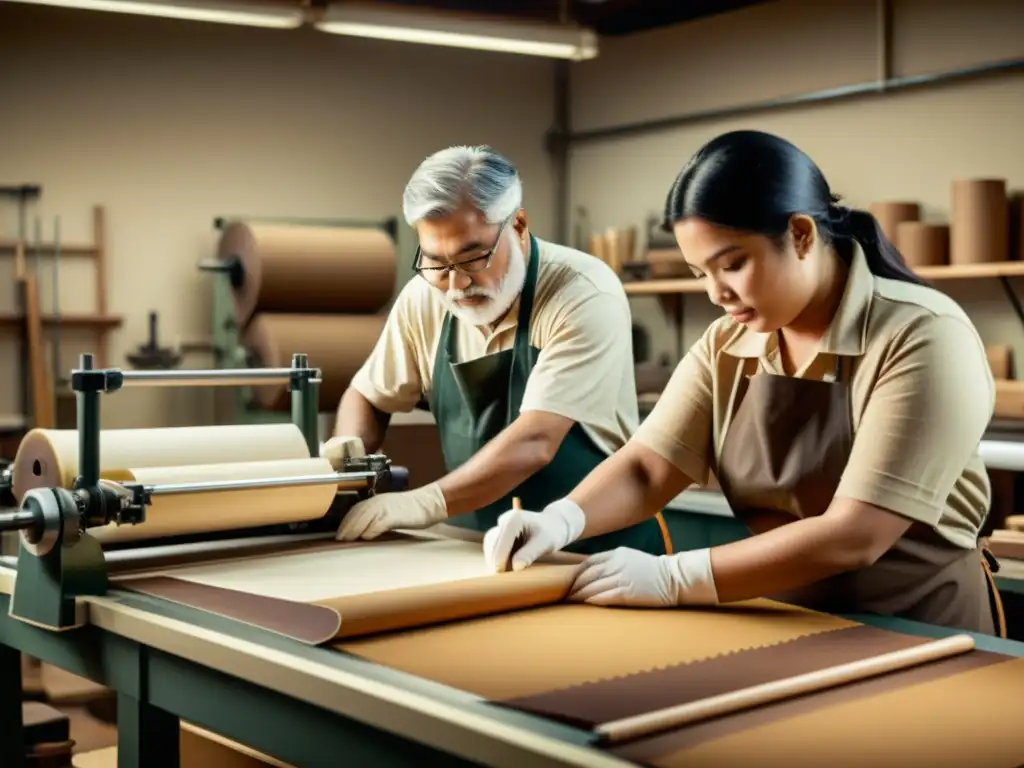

{"left": 142, "top": 470, "right": 378, "bottom": 496}
{"left": 0, "top": 510, "right": 37, "bottom": 533}
{"left": 118, "top": 368, "right": 317, "bottom": 387}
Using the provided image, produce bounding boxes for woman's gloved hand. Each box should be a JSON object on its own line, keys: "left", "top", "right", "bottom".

{"left": 483, "top": 499, "right": 586, "bottom": 572}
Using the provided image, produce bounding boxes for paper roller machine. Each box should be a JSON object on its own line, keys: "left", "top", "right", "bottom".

{"left": 0, "top": 350, "right": 404, "bottom": 632}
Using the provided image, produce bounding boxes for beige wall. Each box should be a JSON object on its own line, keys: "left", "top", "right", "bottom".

{"left": 0, "top": 3, "right": 556, "bottom": 429}
{"left": 3, "top": 0, "right": 1023, "bottom": 435}
{"left": 568, "top": 0, "right": 1024, "bottom": 365}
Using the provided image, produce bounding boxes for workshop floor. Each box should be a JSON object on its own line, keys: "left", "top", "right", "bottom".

{"left": 23, "top": 655, "right": 291, "bottom": 768}
{"left": 22, "top": 655, "right": 119, "bottom": 760}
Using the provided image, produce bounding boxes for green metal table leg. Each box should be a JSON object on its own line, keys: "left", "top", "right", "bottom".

{"left": 0, "top": 642, "right": 24, "bottom": 767}
{"left": 116, "top": 691, "right": 180, "bottom": 768}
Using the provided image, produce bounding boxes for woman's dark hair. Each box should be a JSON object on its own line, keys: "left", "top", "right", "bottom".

{"left": 663, "top": 130, "right": 926, "bottom": 285}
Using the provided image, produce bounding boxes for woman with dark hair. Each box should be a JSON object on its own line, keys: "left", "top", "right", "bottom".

{"left": 483, "top": 130, "right": 1005, "bottom": 635}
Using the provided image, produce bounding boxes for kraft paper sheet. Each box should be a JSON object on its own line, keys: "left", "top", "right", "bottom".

{"left": 12, "top": 423, "right": 312, "bottom": 503}
{"left": 216, "top": 221, "right": 397, "bottom": 327}
{"left": 116, "top": 535, "right": 580, "bottom": 644}
{"left": 91, "top": 457, "right": 338, "bottom": 545}
{"left": 243, "top": 313, "right": 387, "bottom": 412}
{"left": 339, "top": 600, "right": 858, "bottom": 701}
{"left": 624, "top": 652, "right": 1024, "bottom": 767}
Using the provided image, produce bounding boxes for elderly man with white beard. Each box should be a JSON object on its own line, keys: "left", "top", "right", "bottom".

{"left": 331, "top": 145, "right": 672, "bottom": 557}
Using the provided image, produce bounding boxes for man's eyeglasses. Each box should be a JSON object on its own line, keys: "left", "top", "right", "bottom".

{"left": 413, "top": 218, "right": 509, "bottom": 283}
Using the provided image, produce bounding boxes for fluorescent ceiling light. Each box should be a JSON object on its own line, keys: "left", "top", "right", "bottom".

{"left": 315, "top": 5, "right": 598, "bottom": 61}
{"left": 6, "top": 0, "right": 303, "bottom": 28}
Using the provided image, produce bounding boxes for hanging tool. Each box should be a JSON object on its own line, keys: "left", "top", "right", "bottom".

{"left": 127, "top": 311, "right": 183, "bottom": 369}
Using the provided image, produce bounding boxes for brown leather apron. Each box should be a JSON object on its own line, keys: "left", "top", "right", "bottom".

{"left": 714, "top": 355, "right": 1006, "bottom": 637}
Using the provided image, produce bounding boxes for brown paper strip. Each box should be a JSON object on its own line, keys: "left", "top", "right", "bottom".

{"left": 121, "top": 575, "right": 342, "bottom": 645}
{"left": 496, "top": 625, "right": 930, "bottom": 728}
{"left": 624, "top": 652, "right": 1024, "bottom": 767}
{"left": 609, "top": 640, "right": 1008, "bottom": 765}
{"left": 341, "top": 601, "right": 859, "bottom": 701}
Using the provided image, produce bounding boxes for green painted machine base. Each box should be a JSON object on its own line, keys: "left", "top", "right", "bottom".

{"left": 9, "top": 535, "right": 108, "bottom": 630}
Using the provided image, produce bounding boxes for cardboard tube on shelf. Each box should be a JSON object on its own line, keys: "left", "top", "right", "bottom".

{"left": 897, "top": 222, "right": 949, "bottom": 268}
{"left": 869, "top": 202, "right": 920, "bottom": 247}
{"left": 951, "top": 179, "right": 1009, "bottom": 265}
{"left": 986, "top": 345, "right": 1013, "bottom": 380}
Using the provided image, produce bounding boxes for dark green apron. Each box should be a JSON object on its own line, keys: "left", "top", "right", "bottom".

{"left": 427, "top": 235, "right": 670, "bottom": 557}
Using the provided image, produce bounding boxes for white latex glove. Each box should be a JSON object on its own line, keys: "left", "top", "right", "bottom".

{"left": 336, "top": 482, "right": 447, "bottom": 541}
{"left": 483, "top": 499, "right": 586, "bottom": 573}
{"left": 569, "top": 547, "right": 720, "bottom": 607}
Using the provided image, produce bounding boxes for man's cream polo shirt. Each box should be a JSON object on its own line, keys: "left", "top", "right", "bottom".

{"left": 351, "top": 237, "right": 639, "bottom": 457}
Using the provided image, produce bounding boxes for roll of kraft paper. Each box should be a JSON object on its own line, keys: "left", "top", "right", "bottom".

{"left": 951, "top": 179, "right": 1009, "bottom": 265}
{"left": 896, "top": 222, "right": 949, "bottom": 268}
{"left": 92, "top": 457, "right": 338, "bottom": 545}
{"left": 243, "top": 313, "right": 387, "bottom": 412}
{"left": 11, "top": 423, "right": 311, "bottom": 503}
{"left": 869, "top": 202, "right": 920, "bottom": 247}
{"left": 216, "top": 221, "right": 397, "bottom": 328}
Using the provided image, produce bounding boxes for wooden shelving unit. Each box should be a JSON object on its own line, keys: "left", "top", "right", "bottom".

{"left": 0, "top": 204, "right": 121, "bottom": 431}
{"left": 623, "top": 250, "right": 1024, "bottom": 296}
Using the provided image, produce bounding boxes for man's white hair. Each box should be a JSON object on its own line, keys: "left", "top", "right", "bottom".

{"left": 402, "top": 145, "right": 523, "bottom": 227}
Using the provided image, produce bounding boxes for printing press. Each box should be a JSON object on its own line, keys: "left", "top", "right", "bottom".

{"left": 4, "top": 355, "right": 1024, "bottom": 768}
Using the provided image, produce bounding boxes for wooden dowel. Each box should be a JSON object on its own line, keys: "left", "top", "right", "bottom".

{"left": 596, "top": 633, "right": 975, "bottom": 743}
{"left": 505, "top": 497, "right": 524, "bottom": 572}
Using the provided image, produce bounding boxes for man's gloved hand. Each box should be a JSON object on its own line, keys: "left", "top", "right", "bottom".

{"left": 320, "top": 435, "right": 366, "bottom": 469}
{"left": 483, "top": 499, "right": 586, "bottom": 572}
{"left": 568, "top": 547, "right": 720, "bottom": 607}
{"left": 335, "top": 482, "right": 447, "bottom": 541}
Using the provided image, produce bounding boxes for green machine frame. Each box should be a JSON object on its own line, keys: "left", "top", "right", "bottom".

{"left": 0, "top": 351, "right": 394, "bottom": 633}
{"left": 199, "top": 213, "right": 410, "bottom": 432}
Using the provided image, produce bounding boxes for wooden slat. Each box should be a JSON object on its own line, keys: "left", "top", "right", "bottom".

{"left": 623, "top": 256, "right": 1024, "bottom": 296}
{"left": 18, "top": 272, "right": 55, "bottom": 428}
{"left": 0, "top": 313, "right": 122, "bottom": 330}
{"left": 93, "top": 205, "right": 110, "bottom": 367}
{"left": 0, "top": 240, "right": 97, "bottom": 256}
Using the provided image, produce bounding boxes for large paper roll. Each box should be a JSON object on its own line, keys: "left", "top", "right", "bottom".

{"left": 869, "top": 202, "right": 920, "bottom": 246}
{"left": 896, "top": 222, "right": 949, "bottom": 268}
{"left": 951, "top": 179, "right": 1009, "bottom": 265}
{"left": 11, "top": 423, "right": 311, "bottom": 503}
{"left": 92, "top": 457, "right": 338, "bottom": 544}
{"left": 216, "top": 221, "right": 397, "bottom": 327}
{"left": 243, "top": 313, "right": 387, "bottom": 412}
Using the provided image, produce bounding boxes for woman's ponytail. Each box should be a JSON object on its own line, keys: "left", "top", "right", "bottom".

{"left": 830, "top": 204, "right": 927, "bottom": 286}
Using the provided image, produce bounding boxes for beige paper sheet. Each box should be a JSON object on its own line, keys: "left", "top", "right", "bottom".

{"left": 651, "top": 655, "right": 1024, "bottom": 767}
{"left": 216, "top": 221, "right": 397, "bottom": 327}
{"left": 339, "top": 601, "right": 858, "bottom": 701}
{"left": 117, "top": 536, "right": 581, "bottom": 640}
{"left": 12, "top": 423, "right": 311, "bottom": 503}
{"left": 243, "top": 313, "right": 387, "bottom": 412}
{"left": 91, "top": 458, "right": 339, "bottom": 544}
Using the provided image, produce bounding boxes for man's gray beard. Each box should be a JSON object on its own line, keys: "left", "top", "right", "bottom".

{"left": 441, "top": 237, "right": 527, "bottom": 327}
